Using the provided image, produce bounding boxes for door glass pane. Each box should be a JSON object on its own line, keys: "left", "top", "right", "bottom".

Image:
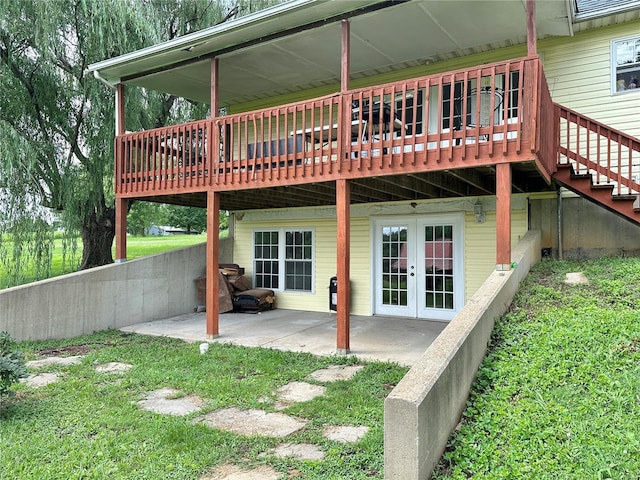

{"left": 382, "top": 226, "right": 408, "bottom": 306}
{"left": 424, "top": 225, "right": 454, "bottom": 310}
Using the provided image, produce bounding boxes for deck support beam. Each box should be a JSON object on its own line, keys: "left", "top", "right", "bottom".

{"left": 336, "top": 179, "right": 351, "bottom": 354}
{"left": 206, "top": 191, "right": 220, "bottom": 338}
{"left": 496, "top": 163, "right": 512, "bottom": 270}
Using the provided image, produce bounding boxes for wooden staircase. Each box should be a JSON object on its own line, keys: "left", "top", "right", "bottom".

{"left": 553, "top": 104, "right": 640, "bottom": 227}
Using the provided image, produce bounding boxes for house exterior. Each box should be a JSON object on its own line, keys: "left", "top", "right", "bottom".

{"left": 86, "top": 0, "right": 640, "bottom": 353}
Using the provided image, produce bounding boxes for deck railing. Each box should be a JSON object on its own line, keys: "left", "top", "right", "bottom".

{"left": 115, "top": 57, "right": 548, "bottom": 195}
{"left": 558, "top": 105, "right": 640, "bottom": 196}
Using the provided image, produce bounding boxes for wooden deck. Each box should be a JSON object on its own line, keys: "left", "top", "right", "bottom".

{"left": 114, "top": 57, "right": 557, "bottom": 207}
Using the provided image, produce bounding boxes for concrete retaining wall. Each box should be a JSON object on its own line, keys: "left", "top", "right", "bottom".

{"left": 0, "top": 238, "right": 232, "bottom": 342}
{"left": 530, "top": 195, "right": 640, "bottom": 259}
{"left": 384, "top": 230, "right": 541, "bottom": 480}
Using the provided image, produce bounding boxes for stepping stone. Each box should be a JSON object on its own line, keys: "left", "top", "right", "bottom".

{"left": 26, "top": 355, "right": 84, "bottom": 368}
{"left": 274, "top": 381, "right": 325, "bottom": 410}
{"left": 565, "top": 272, "right": 589, "bottom": 285}
{"left": 95, "top": 362, "right": 132, "bottom": 374}
{"left": 323, "top": 425, "right": 369, "bottom": 443}
{"left": 21, "top": 372, "right": 60, "bottom": 388}
{"left": 138, "top": 388, "right": 203, "bottom": 416}
{"left": 200, "top": 463, "right": 282, "bottom": 480}
{"left": 193, "top": 407, "right": 307, "bottom": 438}
{"left": 306, "top": 365, "right": 364, "bottom": 382}
{"left": 262, "top": 442, "right": 325, "bottom": 461}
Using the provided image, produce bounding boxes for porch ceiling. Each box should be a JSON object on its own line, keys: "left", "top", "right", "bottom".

{"left": 88, "top": 0, "right": 572, "bottom": 108}
{"left": 141, "top": 162, "right": 554, "bottom": 212}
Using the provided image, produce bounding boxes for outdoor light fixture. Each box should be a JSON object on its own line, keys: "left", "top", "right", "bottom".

{"left": 474, "top": 200, "right": 485, "bottom": 223}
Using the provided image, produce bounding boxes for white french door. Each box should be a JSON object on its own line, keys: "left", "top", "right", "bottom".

{"left": 373, "top": 214, "right": 464, "bottom": 321}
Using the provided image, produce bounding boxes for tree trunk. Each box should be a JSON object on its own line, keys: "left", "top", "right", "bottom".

{"left": 79, "top": 207, "right": 115, "bottom": 270}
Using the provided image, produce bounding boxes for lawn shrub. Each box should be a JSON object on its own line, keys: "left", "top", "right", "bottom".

{"left": 0, "top": 331, "right": 27, "bottom": 401}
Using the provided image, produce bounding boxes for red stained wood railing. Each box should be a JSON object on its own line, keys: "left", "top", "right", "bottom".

{"left": 558, "top": 105, "right": 640, "bottom": 196}
{"left": 115, "top": 57, "right": 549, "bottom": 196}
{"left": 116, "top": 120, "right": 211, "bottom": 194}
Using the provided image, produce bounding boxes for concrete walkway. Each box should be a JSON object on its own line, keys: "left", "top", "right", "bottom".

{"left": 120, "top": 309, "right": 448, "bottom": 366}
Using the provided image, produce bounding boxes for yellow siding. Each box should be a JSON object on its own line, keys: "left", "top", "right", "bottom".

{"left": 234, "top": 215, "right": 371, "bottom": 315}
{"left": 233, "top": 198, "right": 527, "bottom": 316}
{"left": 540, "top": 20, "right": 640, "bottom": 138}
{"left": 463, "top": 208, "right": 528, "bottom": 301}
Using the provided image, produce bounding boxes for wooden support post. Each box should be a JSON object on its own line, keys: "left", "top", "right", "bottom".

{"left": 211, "top": 57, "right": 219, "bottom": 116}
{"left": 206, "top": 191, "right": 220, "bottom": 338}
{"left": 526, "top": 0, "right": 537, "bottom": 56}
{"left": 115, "top": 83, "right": 125, "bottom": 136}
{"left": 210, "top": 57, "right": 220, "bottom": 186}
{"left": 496, "top": 163, "right": 512, "bottom": 270}
{"left": 340, "top": 19, "right": 351, "bottom": 164}
{"left": 341, "top": 20, "right": 350, "bottom": 92}
{"left": 114, "top": 197, "right": 127, "bottom": 262}
{"left": 336, "top": 179, "right": 351, "bottom": 354}
{"left": 114, "top": 83, "right": 127, "bottom": 262}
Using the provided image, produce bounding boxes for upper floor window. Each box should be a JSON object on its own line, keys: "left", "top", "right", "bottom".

{"left": 612, "top": 36, "right": 640, "bottom": 94}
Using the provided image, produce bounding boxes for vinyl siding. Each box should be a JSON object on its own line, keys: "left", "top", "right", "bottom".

{"left": 540, "top": 20, "right": 640, "bottom": 138}
{"left": 233, "top": 197, "right": 528, "bottom": 318}
{"left": 233, "top": 215, "right": 371, "bottom": 315}
{"left": 464, "top": 208, "right": 528, "bottom": 301}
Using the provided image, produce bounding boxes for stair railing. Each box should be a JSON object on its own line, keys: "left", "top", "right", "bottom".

{"left": 557, "top": 105, "right": 640, "bottom": 196}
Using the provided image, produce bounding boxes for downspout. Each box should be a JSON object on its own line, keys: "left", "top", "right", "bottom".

{"left": 92, "top": 70, "right": 120, "bottom": 136}
{"left": 557, "top": 188, "right": 563, "bottom": 260}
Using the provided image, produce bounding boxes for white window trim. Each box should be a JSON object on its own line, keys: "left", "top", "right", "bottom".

{"left": 611, "top": 35, "right": 640, "bottom": 95}
{"left": 252, "top": 227, "right": 315, "bottom": 294}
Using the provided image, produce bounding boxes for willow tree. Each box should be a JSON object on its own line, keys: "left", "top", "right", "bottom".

{"left": 0, "top": 0, "right": 276, "bottom": 285}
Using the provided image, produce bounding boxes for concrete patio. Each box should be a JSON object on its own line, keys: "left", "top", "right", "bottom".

{"left": 120, "top": 309, "right": 448, "bottom": 366}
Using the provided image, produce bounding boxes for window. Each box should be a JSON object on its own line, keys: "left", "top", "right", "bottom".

{"left": 254, "top": 229, "right": 314, "bottom": 292}
{"left": 254, "top": 231, "right": 279, "bottom": 289}
{"left": 612, "top": 36, "right": 640, "bottom": 94}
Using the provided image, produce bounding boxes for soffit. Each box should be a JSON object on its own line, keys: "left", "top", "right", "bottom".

{"left": 88, "top": 0, "right": 573, "bottom": 107}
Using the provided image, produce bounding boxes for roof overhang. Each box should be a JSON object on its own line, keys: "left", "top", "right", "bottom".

{"left": 87, "top": 0, "right": 574, "bottom": 107}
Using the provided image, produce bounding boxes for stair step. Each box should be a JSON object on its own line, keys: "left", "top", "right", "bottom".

{"left": 570, "top": 173, "right": 591, "bottom": 180}
{"left": 613, "top": 194, "right": 638, "bottom": 202}
{"left": 591, "top": 183, "right": 615, "bottom": 191}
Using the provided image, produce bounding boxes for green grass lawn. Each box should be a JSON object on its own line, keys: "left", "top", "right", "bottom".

{"left": 1, "top": 234, "right": 206, "bottom": 289}
{"left": 116, "top": 234, "right": 207, "bottom": 259}
{"left": 3, "top": 257, "right": 639, "bottom": 478}
{"left": 2, "top": 331, "right": 406, "bottom": 479}
{"left": 433, "top": 257, "right": 640, "bottom": 479}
